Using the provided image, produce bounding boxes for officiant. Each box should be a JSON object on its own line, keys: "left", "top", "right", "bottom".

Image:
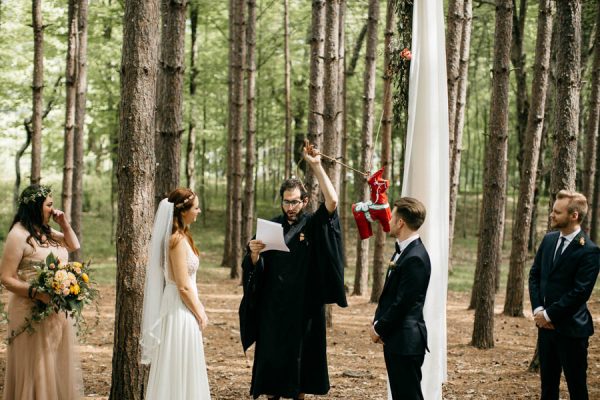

{"left": 239, "top": 143, "right": 347, "bottom": 400}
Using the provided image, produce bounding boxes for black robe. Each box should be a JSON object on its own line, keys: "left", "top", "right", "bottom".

{"left": 239, "top": 203, "right": 347, "bottom": 399}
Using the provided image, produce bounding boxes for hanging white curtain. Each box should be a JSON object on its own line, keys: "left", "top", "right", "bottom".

{"left": 393, "top": 0, "right": 450, "bottom": 398}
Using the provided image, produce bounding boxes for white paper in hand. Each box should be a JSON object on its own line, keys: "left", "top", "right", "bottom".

{"left": 256, "top": 218, "right": 290, "bottom": 253}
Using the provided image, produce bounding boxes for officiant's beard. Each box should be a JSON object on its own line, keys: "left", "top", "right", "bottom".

{"left": 283, "top": 206, "right": 305, "bottom": 224}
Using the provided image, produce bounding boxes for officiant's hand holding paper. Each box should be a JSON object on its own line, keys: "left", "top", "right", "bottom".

{"left": 248, "top": 239, "right": 266, "bottom": 265}
{"left": 249, "top": 218, "right": 290, "bottom": 265}
{"left": 256, "top": 218, "right": 290, "bottom": 253}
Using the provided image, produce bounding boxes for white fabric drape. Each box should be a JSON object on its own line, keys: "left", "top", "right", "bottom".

{"left": 141, "top": 198, "right": 174, "bottom": 365}
{"left": 392, "top": 0, "right": 450, "bottom": 398}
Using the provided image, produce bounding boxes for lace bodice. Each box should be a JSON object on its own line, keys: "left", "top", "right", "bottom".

{"left": 184, "top": 241, "right": 199, "bottom": 276}
{"left": 165, "top": 240, "right": 199, "bottom": 284}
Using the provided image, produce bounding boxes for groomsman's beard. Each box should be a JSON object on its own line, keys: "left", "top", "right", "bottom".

{"left": 550, "top": 218, "right": 568, "bottom": 230}
{"left": 283, "top": 206, "right": 305, "bottom": 223}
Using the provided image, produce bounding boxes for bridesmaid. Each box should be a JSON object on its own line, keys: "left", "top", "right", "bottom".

{"left": 0, "top": 184, "right": 83, "bottom": 399}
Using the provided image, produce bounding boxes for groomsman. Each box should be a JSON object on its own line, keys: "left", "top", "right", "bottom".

{"left": 370, "top": 197, "right": 430, "bottom": 400}
{"left": 529, "top": 190, "right": 600, "bottom": 400}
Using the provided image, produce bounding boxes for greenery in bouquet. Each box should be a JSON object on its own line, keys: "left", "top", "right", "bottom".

{"left": 8, "top": 252, "right": 99, "bottom": 343}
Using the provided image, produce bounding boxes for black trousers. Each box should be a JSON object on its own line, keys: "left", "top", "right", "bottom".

{"left": 538, "top": 329, "right": 589, "bottom": 400}
{"left": 383, "top": 349, "right": 425, "bottom": 400}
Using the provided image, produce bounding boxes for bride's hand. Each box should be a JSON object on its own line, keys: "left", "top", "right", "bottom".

{"left": 198, "top": 310, "right": 209, "bottom": 331}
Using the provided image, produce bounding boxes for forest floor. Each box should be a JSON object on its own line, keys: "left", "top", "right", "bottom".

{"left": 0, "top": 266, "right": 599, "bottom": 400}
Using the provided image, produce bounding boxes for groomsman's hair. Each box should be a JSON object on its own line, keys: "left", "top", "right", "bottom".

{"left": 393, "top": 197, "right": 426, "bottom": 231}
{"left": 279, "top": 178, "right": 308, "bottom": 200}
{"left": 556, "top": 190, "right": 588, "bottom": 223}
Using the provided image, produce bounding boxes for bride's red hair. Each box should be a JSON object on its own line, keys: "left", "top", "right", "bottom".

{"left": 168, "top": 188, "right": 199, "bottom": 256}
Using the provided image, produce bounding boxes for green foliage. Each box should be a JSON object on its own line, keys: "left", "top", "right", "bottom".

{"left": 0, "top": 0, "right": 378, "bottom": 194}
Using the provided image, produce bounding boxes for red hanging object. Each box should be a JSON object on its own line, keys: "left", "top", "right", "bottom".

{"left": 351, "top": 167, "right": 392, "bottom": 240}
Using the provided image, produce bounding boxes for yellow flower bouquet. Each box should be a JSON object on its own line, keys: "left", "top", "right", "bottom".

{"left": 9, "top": 252, "right": 98, "bottom": 343}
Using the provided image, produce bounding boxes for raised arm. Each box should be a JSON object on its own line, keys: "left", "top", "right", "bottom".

{"left": 303, "top": 143, "right": 338, "bottom": 214}
{"left": 50, "top": 209, "right": 80, "bottom": 252}
{"left": 170, "top": 236, "right": 208, "bottom": 330}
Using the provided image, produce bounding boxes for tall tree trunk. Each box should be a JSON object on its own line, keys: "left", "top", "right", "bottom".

{"left": 229, "top": 0, "right": 245, "bottom": 279}
{"left": 370, "top": 0, "right": 394, "bottom": 304}
{"left": 448, "top": 0, "right": 472, "bottom": 271}
{"left": 155, "top": 0, "right": 188, "bottom": 207}
{"left": 110, "top": 0, "right": 159, "bottom": 397}
{"left": 322, "top": 0, "right": 340, "bottom": 191}
{"left": 466, "top": 9, "right": 493, "bottom": 309}
{"left": 186, "top": 0, "right": 199, "bottom": 191}
{"left": 31, "top": 0, "right": 44, "bottom": 185}
{"left": 340, "top": 0, "right": 350, "bottom": 272}
{"left": 337, "top": 0, "right": 347, "bottom": 269}
{"left": 529, "top": 40, "right": 555, "bottom": 253}
{"left": 200, "top": 138, "right": 207, "bottom": 222}
{"left": 321, "top": 0, "right": 341, "bottom": 327}
{"left": 581, "top": 0, "right": 600, "bottom": 232}
{"left": 592, "top": 133, "right": 600, "bottom": 242}
{"left": 62, "top": 0, "right": 78, "bottom": 219}
{"left": 511, "top": 0, "right": 529, "bottom": 177}
{"left": 336, "top": 0, "right": 345, "bottom": 179}
{"left": 340, "top": 68, "right": 349, "bottom": 270}
{"left": 577, "top": 0, "right": 597, "bottom": 168}
{"left": 347, "top": 23, "right": 367, "bottom": 78}
{"left": 293, "top": 62, "right": 307, "bottom": 170}
{"left": 102, "top": 0, "right": 119, "bottom": 245}
{"left": 306, "top": 0, "right": 325, "bottom": 212}
{"left": 243, "top": 0, "right": 257, "bottom": 249}
{"left": 222, "top": 0, "right": 235, "bottom": 267}
{"left": 471, "top": 0, "right": 512, "bottom": 350}
{"left": 529, "top": 1, "right": 580, "bottom": 371}
{"left": 446, "top": 0, "right": 464, "bottom": 161}
{"left": 283, "top": 0, "right": 292, "bottom": 178}
{"left": 70, "top": 0, "right": 88, "bottom": 262}
{"left": 16, "top": 78, "right": 61, "bottom": 209}
{"left": 503, "top": 0, "right": 554, "bottom": 317}
{"left": 353, "top": 0, "right": 378, "bottom": 297}
{"left": 391, "top": 0, "right": 412, "bottom": 195}
{"left": 548, "top": 0, "right": 580, "bottom": 203}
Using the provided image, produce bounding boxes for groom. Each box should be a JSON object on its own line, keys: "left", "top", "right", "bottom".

{"left": 529, "top": 190, "right": 600, "bottom": 399}
{"left": 370, "top": 197, "right": 430, "bottom": 400}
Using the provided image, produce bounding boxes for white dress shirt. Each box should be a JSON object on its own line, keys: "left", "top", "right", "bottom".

{"left": 392, "top": 234, "right": 421, "bottom": 263}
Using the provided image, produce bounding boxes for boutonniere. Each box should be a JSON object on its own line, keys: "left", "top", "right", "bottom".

{"left": 388, "top": 261, "right": 397, "bottom": 271}
{"left": 579, "top": 236, "right": 585, "bottom": 246}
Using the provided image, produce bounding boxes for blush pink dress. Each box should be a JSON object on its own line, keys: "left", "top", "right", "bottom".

{"left": 3, "top": 240, "right": 83, "bottom": 400}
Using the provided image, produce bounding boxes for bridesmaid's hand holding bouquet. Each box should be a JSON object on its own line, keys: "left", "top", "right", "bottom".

{"left": 9, "top": 252, "right": 98, "bottom": 343}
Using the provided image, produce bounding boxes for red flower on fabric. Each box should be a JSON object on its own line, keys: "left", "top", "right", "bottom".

{"left": 400, "top": 48, "right": 412, "bottom": 61}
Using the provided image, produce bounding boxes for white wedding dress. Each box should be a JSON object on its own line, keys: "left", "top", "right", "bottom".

{"left": 145, "top": 240, "right": 211, "bottom": 400}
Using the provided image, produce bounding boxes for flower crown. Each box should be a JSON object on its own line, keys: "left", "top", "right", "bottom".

{"left": 174, "top": 193, "right": 196, "bottom": 209}
{"left": 19, "top": 185, "right": 52, "bottom": 206}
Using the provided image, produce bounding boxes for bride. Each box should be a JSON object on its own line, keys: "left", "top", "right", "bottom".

{"left": 141, "top": 188, "right": 211, "bottom": 399}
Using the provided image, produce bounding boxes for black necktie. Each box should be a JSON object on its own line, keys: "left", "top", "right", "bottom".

{"left": 553, "top": 236, "right": 566, "bottom": 265}
{"left": 395, "top": 242, "right": 401, "bottom": 255}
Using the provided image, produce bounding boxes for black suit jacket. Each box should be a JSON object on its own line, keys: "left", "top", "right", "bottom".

{"left": 373, "top": 238, "right": 431, "bottom": 355}
{"left": 529, "top": 230, "right": 600, "bottom": 338}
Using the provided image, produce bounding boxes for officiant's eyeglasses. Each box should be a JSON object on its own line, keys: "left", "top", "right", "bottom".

{"left": 282, "top": 199, "right": 303, "bottom": 208}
